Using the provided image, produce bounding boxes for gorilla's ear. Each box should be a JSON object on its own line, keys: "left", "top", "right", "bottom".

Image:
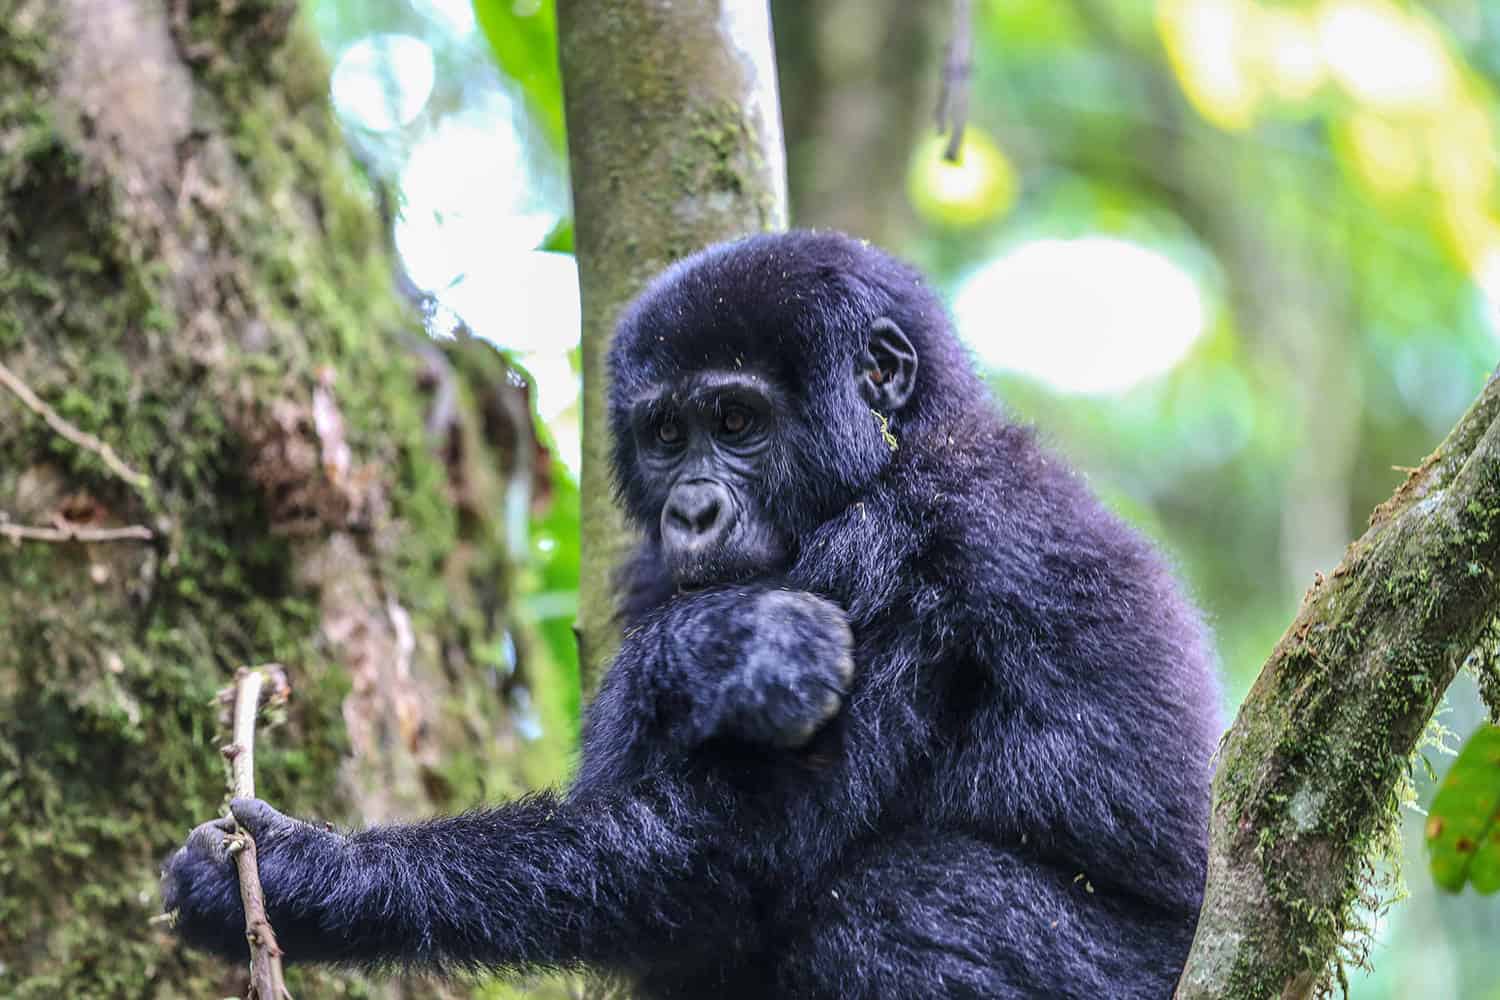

{"left": 858, "top": 318, "right": 918, "bottom": 412}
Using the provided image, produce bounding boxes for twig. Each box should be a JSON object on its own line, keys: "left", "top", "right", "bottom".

{"left": 0, "top": 520, "right": 153, "bottom": 545}
{"left": 0, "top": 359, "right": 152, "bottom": 494}
{"left": 935, "top": 0, "right": 973, "bottom": 162}
{"left": 222, "top": 667, "right": 292, "bottom": 1000}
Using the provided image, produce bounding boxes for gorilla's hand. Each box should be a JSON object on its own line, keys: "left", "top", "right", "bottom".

{"left": 162, "top": 797, "right": 343, "bottom": 959}
{"left": 614, "top": 587, "right": 856, "bottom": 752}
{"left": 715, "top": 590, "right": 855, "bottom": 748}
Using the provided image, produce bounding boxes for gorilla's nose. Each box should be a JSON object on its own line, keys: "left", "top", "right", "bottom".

{"left": 663, "top": 480, "right": 732, "bottom": 549}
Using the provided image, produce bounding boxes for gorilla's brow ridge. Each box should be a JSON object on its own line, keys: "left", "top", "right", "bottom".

{"left": 629, "top": 370, "right": 786, "bottom": 419}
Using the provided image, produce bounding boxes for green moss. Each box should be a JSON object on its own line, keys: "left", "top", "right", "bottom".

{"left": 1201, "top": 457, "right": 1500, "bottom": 997}
{"left": 1, "top": 5, "right": 567, "bottom": 997}
{"left": 1468, "top": 619, "right": 1500, "bottom": 722}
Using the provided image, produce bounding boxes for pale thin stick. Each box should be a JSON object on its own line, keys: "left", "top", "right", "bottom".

{"left": 0, "top": 359, "right": 151, "bottom": 493}
{"left": 0, "top": 521, "right": 153, "bottom": 544}
{"left": 936, "top": 0, "right": 974, "bottom": 162}
{"left": 224, "top": 668, "right": 292, "bottom": 1000}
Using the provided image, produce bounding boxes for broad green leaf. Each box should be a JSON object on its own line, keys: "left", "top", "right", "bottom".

{"left": 473, "top": 0, "right": 567, "bottom": 152}
{"left": 1427, "top": 724, "right": 1500, "bottom": 893}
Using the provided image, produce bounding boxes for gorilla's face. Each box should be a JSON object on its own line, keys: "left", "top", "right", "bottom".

{"left": 628, "top": 370, "right": 790, "bottom": 588}
{"left": 624, "top": 319, "right": 919, "bottom": 590}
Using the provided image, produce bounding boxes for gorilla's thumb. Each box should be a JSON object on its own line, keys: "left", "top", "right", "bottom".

{"left": 229, "top": 796, "right": 291, "bottom": 839}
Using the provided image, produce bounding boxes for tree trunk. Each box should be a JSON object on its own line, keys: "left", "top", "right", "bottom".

{"left": 557, "top": 0, "right": 789, "bottom": 690}
{"left": 1175, "top": 368, "right": 1500, "bottom": 999}
{"left": 0, "top": 2, "right": 564, "bottom": 997}
{"left": 772, "top": 0, "right": 945, "bottom": 245}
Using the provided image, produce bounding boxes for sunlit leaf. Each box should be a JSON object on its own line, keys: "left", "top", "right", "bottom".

{"left": 1339, "top": 111, "right": 1422, "bottom": 198}
{"left": 1427, "top": 724, "right": 1500, "bottom": 893}
{"left": 1157, "top": 0, "right": 1261, "bottom": 131}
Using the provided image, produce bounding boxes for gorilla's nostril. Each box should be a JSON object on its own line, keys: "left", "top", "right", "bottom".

{"left": 664, "top": 482, "right": 730, "bottom": 540}
{"left": 668, "top": 497, "right": 719, "bottom": 535}
{"left": 688, "top": 498, "right": 721, "bottom": 533}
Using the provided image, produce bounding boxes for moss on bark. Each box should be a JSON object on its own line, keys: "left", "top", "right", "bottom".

{"left": 1176, "top": 370, "right": 1500, "bottom": 999}
{"left": 0, "top": 2, "right": 566, "bottom": 996}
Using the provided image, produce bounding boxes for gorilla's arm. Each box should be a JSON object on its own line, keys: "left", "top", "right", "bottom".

{"left": 163, "top": 584, "right": 853, "bottom": 971}
{"left": 163, "top": 786, "right": 732, "bottom": 972}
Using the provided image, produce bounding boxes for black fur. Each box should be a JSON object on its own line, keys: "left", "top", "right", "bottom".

{"left": 163, "top": 231, "right": 1222, "bottom": 998}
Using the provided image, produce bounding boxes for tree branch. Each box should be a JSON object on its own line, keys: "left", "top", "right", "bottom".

{"left": 1176, "top": 368, "right": 1500, "bottom": 999}
{"left": 0, "top": 359, "right": 152, "bottom": 495}
{"left": 0, "top": 518, "right": 153, "bottom": 544}
{"left": 936, "top": 0, "right": 972, "bottom": 162}
{"left": 221, "top": 666, "right": 292, "bottom": 1000}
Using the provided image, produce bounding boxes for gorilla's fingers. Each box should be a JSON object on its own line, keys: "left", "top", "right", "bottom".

{"left": 186, "top": 815, "right": 237, "bottom": 862}
{"left": 229, "top": 797, "right": 292, "bottom": 840}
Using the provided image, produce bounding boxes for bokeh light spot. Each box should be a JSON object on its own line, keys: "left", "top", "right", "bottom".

{"left": 954, "top": 237, "right": 1207, "bottom": 395}
{"left": 330, "top": 34, "right": 435, "bottom": 131}
{"left": 1158, "top": 0, "right": 1260, "bottom": 131}
{"left": 908, "top": 130, "right": 1017, "bottom": 229}
{"left": 1256, "top": 7, "right": 1325, "bottom": 101}
{"left": 1344, "top": 112, "right": 1422, "bottom": 197}
{"left": 1318, "top": 0, "right": 1454, "bottom": 110}
{"left": 395, "top": 94, "right": 561, "bottom": 287}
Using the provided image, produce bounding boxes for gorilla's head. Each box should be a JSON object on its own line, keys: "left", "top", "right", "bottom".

{"left": 608, "top": 231, "right": 985, "bottom": 589}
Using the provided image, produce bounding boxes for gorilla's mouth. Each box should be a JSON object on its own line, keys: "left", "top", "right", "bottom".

{"left": 665, "top": 522, "right": 790, "bottom": 590}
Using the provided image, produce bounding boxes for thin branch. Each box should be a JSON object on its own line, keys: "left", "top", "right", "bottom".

{"left": 0, "top": 519, "right": 153, "bottom": 545}
{"left": 221, "top": 667, "right": 292, "bottom": 1000}
{"left": 0, "top": 359, "right": 152, "bottom": 494}
{"left": 936, "top": 0, "right": 973, "bottom": 162}
{"left": 228, "top": 668, "right": 266, "bottom": 800}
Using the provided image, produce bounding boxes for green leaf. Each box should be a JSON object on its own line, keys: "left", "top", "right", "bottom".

{"left": 1427, "top": 723, "right": 1500, "bottom": 893}
{"left": 473, "top": 0, "right": 566, "bottom": 152}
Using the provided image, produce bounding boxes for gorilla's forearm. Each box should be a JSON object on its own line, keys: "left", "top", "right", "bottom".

{"left": 183, "top": 791, "right": 716, "bottom": 971}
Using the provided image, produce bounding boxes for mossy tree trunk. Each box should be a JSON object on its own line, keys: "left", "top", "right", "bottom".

{"left": 1175, "top": 368, "right": 1500, "bottom": 999}
{"left": 557, "top": 0, "right": 789, "bottom": 689}
{"left": 0, "top": 2, "right": 563, "bottom": 997}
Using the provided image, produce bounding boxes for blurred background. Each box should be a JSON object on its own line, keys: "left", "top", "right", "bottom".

{"left": 306, "top": 0, "right": 1498, "bottom": 995}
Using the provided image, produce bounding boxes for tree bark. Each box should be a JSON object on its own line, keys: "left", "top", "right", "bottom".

{"left": 1175, "top": 368, "right": 1500, "bottom": 999}
{"left": 0, "top": 2, "right": 563, "bottom": 996}
{"left": 557, "top": 0, "right": 789, "bottom": 690}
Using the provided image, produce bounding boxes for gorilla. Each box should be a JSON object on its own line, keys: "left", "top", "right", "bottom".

{"left": 164, "top": 230, "right": 1221, "bottom": 999}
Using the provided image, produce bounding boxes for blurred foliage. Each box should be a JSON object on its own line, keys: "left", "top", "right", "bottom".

{"left": 305, "top": 0, "right": 1500, "bottom": 994}
{"left": 1428, "top": 724, "right": 1500, "bottom": 894}
{"left": 472, "top": 0, "right": 565, "bottom": 151}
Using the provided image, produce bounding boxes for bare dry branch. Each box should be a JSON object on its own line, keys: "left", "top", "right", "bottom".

{"left": 221, "top": 666, "right": 293, "bottom": 1000}
{"left": 936, "top": 0, "right": 973, "bottom": 162}
{"left": 0, "top": 359, "right": 152, "bottom": 494}
{"left": 0, "top": 517, "right": 153, "bottom": 545}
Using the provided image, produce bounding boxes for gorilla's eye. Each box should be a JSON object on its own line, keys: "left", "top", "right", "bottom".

{"left": 657, "top": 420, "right": 682, "bottom": 445}
{"left": 720, "top": 408, "right": 751, "bottom": 436}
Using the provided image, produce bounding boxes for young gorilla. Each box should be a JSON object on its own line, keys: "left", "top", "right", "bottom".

{"left": 164, "top": 231, "right": 1222, "bottom": 998}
